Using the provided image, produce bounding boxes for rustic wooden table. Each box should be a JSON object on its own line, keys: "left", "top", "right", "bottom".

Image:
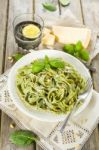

{"left": 0, "top": 0, "right": 99, "bottom": 150}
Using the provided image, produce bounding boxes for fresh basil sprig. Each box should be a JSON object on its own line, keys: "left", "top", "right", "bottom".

{"left": 42, "top": 2, "right": 57, "bottom": 12}
{"left": 32, "top": 56, "right": 65, "bottom": 73}
{"left": 9, "top": 130, "right": 39, "bottom": 147}
{"left": 63, "top": 41, "right": 90, "bottom": 61}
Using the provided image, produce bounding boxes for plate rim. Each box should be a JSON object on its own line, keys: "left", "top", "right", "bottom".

{"left": 8, "top": 49, "right": 93, "bottom": 122}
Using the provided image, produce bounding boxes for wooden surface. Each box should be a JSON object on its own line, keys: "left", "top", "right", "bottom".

{"left": 0, "top": 0, "right": 99, "bottom": 150}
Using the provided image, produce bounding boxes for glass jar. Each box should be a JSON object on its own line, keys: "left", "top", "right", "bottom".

{"left": 13, "top": 13, "right": 44, "bottom": 50}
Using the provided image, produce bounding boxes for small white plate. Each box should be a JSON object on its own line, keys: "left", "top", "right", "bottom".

{"left": 8, "top": 50, "right": 93, "bottom": 122}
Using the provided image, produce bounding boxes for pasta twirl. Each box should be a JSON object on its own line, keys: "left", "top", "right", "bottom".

{"left": 16, "top": 58, "right": 86, "bottom": 114}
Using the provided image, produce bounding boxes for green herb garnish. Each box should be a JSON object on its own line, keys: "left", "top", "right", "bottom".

{"left": 8, "top": 53, "right": 24, "bottom": 63}
{"left": 32, "top": 56, "right": 65, "bottom": 73}
{"left": 79, "top": 49, "right": 90, "bottom": 61}
{"left": 75, "top": 41, "right": 83, "bottom": 52}
{"left": 12, "top": 53, "right": 24, "bottom": 61}
{"left": 50, "top": 58, "right": 65, "bottom": 68}
{"left": 59, "top": 0, "right": 70, "bottom": 6}
{"left": 63, "top": 41, "right": 90, "bottom": 61}
{"left": 32, "top": 60, "right": 45, "bottom": 73}
{"left": 42, "top": 2, "right": 57, "bottom": 12}
{"left": 63, "top": 44, "right": 74, "bottom": 55}
{"left": 9, "top": 130, "right": 39, "bottom": 147}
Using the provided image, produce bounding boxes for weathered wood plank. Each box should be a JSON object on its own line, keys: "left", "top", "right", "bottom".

{"left": 0, "top": 0, "right": 9, "bottom": 147}
{"left": 36, "top": 145, "right": 43, "bottom": 150}
{"left": 89, "top": 51, "right": 99, "bottom": 150}
{"left": 0, "top": 0, "right": 35, "bottom": 150}
{"left": 0, "top": 113, "right": 36, "bottom": 150}
{"left": 81, "top": 0, "right": 99, "bottom": 150}
{"left": 82, "top": 127, "right": 99, "bottom": 150}
{"left": 81, "top": 0, "right": 99, "bottom": 33}
{"left": 4, "top": 0, "right": 33, "bottom": 70}
{"left": 92, "top": 54, "right": 99, "bottom": 92}
{"left": 61, "top": 0, "right": 83, "bottom": 23}
{"left": 0, "top": 0, "right": 8, "bottom": 73}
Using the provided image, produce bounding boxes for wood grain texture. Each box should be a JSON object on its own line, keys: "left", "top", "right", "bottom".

{"left": 36, "top": 145, "right": 43, "bottom": 150}
{"left": 0, "top": 0, "right": 35, "bottom": 150}
{"left": 0, "top": 0, "right": 8, "bottom": 73}
{"left": 92, "top": 53, "right": 99, "bottom": 92}
{"left": 0, "top": 0, "right": 8, "bottom": 148}
{"left": 81, "top": 0, "right": 99, "bottom": 34}
{"left": 4, "top": 0, "right": 33, "bottom": 70}
{"left": 81, "top": 0, "right": 99, "bottom": 150}
{"left": 0, "top": 113, "right": 35, "bottom": 150}
{"left": 61, "top": 0, "right": 83, "bottom": 23}
{"left": 82, "top": 127, "right": 99, "bottom": 150}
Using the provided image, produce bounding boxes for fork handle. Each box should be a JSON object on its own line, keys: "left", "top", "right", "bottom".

{"left": 60, "top": 100, "right": 79, "bottom": 133}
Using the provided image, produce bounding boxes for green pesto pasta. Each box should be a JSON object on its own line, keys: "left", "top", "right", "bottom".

{"left": 16, "top": 57, "right": 86, "bottom": 114}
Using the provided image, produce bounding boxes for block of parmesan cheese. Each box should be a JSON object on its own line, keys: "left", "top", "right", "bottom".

{"left": 42, "top": 33, "right": 55, "bottom": 46}
{"left": 52, "top": 26, "right": 91, "bottom": 48}
{"left": 43, "top": 28, "right": 51, "bottom": 36}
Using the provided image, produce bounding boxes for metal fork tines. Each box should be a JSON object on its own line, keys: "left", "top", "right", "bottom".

{"left": 60, "top": 77, "right": 93, "bottom": 133}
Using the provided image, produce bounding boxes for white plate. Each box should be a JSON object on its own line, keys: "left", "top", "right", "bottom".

{"left": 8, "top": 50, "right": 93, "bottom": 122}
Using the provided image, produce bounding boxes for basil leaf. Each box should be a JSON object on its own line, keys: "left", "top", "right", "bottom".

{"left": 75, "top": 41, "right": 83, "bottom": 52}
{"left": 50, "top": 59, "right": 65, "bottom": 68}
{"left": 10, "top": 130, "right": 38, "bottom": 147}
{"left": 32, "top": 60, "right": 45, "bottom": 73}
{"left": 59, "top": 0, "right": 70, "bottom": 6}
{"left": 42, "top": 2, "right": 57, "bottom": 12}
{"left": 12, "top": 53, "right": 24, "bottom": 61}
{"left": 79, "top": 49, "right": 90, "bottom": 61}
{"left": 63, "top": 44, "right": 75, "bottom": 55}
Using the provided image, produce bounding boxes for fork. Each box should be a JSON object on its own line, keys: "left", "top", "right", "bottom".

{"left": 60, "top": 78, "right": 93, "bottom": 133}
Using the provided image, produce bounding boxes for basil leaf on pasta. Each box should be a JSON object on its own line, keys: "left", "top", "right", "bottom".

{"left": 32, "top": 60, "right": 45, "bottom": 73}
